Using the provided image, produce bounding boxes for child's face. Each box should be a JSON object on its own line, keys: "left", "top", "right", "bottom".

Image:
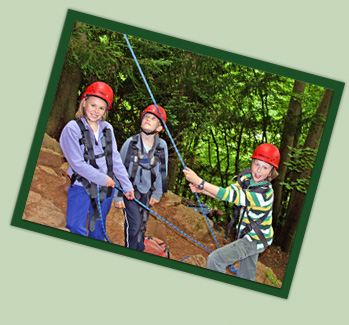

{"left": 84, "top": 96, "right": 107, "bottom": 123}
{"left": 251, "top": 159, "right": 273, "bottom": 183}
{"left": 141, "top": 113, "right": 163, "bottom": 133}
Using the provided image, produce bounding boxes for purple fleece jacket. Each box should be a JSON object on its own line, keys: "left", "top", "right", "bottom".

{"left": 59, "top": 118, "right": 133, "bottom": 193}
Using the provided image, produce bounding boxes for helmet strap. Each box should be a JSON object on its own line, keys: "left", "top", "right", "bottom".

{"left": 141, "top": 128, "right": 157, "bottom": 135}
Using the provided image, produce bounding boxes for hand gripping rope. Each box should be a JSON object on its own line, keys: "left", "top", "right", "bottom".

{"left": 123, "top": 34, "right": 220, "bottom": 250}
{"left": 115, "top": 184, "right": 212, "bottom": 253}
{"left": 123, "top": 35, "right": 239, "bottom": 275}
{"left": 97, "top": 35, "right": 239, "bottom": 274}
{"left": 98, "top": 185, "right": 238, "bottom": 274}
{"left": 97, "top": 185, "right": 211, "bottom": 252}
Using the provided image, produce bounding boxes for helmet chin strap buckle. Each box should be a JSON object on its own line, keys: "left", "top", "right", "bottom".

{"left": 141, "top": 128, "right": 157, "bottom": 135}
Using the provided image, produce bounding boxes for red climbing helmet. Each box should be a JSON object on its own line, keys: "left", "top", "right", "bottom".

{"left": 251, "top": 143, "right": 280, "bottom": 169}
{"left": 141, "top": 105, "right": 167, "bottom": 125}
{"left": 81, "top": 82, "right": 114, "bottom": 110}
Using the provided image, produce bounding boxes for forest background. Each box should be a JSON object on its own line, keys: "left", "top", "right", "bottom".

{"left": 46, "top": 22, "right": 333, "bottom": 254}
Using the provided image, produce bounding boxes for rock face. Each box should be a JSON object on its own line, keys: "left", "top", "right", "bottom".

{"left": 23, "top": 191, "right": 66, "bottom": 230}
{"left": 22, "top": 133, "right": 281, "bottom": 288}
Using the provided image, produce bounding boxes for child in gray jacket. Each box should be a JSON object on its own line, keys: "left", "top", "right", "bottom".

{"left": 114, "top": 105, "right": 168, "bottom": 251}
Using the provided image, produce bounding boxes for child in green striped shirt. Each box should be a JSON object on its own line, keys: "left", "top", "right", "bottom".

{"left": 183, "top": 143, "right": 280, "bottom": 281}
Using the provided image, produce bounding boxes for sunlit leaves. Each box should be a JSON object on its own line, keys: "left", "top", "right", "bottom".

{"left": 66, "top": 23, "right": 325, "bottom": 224}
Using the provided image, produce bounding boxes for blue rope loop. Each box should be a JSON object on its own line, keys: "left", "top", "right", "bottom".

{"left": 228, "top": 264, "right": 239, "bottom": 275}
{"left": 97, "top": 186, "right": 111, "bottom": 243}
{"left": 124, "top": 34, "right": 220, "bottom": 249}
{"left": 115, "top": 184, "right": 211, "bottom": 253}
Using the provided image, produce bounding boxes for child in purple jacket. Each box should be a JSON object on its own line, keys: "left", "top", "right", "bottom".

{"left": 59, "top": 81, "right": 134, "bottom": 240}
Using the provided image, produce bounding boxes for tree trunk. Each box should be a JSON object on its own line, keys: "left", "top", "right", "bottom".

{"left": 272, "top": 81, "right": 306, "bottom": 239}
{"left": 167, "top": 155, "right": 179, "bottom": 192}
{"left": 280, "top": 88, "right": 333, "bottom": 253}
{"left": 234, "top": 124, "right": 243, "bottom": 175}
{"left": 45, "top": 22, "right": 85, "bottom": 140}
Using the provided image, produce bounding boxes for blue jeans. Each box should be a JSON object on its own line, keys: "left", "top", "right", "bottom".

{"left": 66, "top": 185, "right": 114, "bottom": 241}
{"left": 207, "top": 236, "right": 262, "bottom": 281}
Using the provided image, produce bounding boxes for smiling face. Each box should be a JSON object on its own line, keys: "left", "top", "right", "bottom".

{"left": 251, "top": 159, "right": 274, "bottom": 183}
{"left": 141, "top": 112, "right": 163, "bottom": 133}
{"left": 83, "top": 96, "right": 107, "bottom": 123}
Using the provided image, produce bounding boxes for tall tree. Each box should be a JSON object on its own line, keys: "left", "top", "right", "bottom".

{"left": 46, "top": 22, "right": 85, "bottom": 139}
{"left": 279, "top": 88, "right": 333, "bottom": 253}
{"left": 272, "top": 80, "right": 306, "bottom": 237}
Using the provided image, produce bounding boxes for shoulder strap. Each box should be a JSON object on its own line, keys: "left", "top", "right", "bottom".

{"left": 116, "top": 135, "right": 139, "bottom": 197}
{"left": 124, "top": 135, "right": 139, "bottom": 171}
{"left": 128, "top": 135, "right": 141, "bottom": 186}
{"left": 154, "top": 141, "right": 167, "bottom": 194}
{"left": 238, "top": 212, "right": 269, "bottom": 249}
{"left": 224, "top": 168, "right": 270, "bottom": 241}
{"left": 102, "top": 125, "right": 114, "bottom": 198}
{"left": 236, "top": 168, "right": 252, "bottom": 189}
{"left": 75, "top": 119, "right": 98, "bottom": 169}
{"left": 72, "top": 119, "right": 97, "bottom": 198}
{"left": 101, "top": 126, "right": 113, "bottom": 176}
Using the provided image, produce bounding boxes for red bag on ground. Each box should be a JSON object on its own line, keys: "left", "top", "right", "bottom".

{"left": 144, "top": 236, "right": 170, "bottom": 258}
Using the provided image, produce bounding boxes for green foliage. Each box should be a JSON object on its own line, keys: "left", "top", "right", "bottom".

{"left": 280, "top": 146, "right": 317, "bottom": 193}
{"left": 62, "top": 23, "right": 326, "bottom": 233}
{"left": 265, "top": 268, "right": 282, "bottom": 287}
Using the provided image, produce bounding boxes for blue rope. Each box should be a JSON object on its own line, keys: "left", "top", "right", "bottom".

{"left": 228, "top": 264, "right": 239, "bottom": 275}
{"left": 97, "top": 186, "right": 111, "bottom": 243}
{"left": 179, "top": 256, "right": 191, "bottom": 262}
{"left": 123, "top": 34, "right": 220, "bottom": 249}
{"left": 115, "top": 184, "right": 211, "bottom": 253}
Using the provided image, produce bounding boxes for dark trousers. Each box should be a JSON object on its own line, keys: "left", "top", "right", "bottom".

{"left": 123, "top": 192, "right": 151, "bottom": 251}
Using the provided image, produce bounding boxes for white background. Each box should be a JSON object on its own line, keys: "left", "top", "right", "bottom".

{"left": 1, "top": 1, "right": 347, "bottom": 323}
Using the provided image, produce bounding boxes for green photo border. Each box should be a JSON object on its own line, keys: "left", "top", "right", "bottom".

{"left": 11, "top": 9, "right": 344, "bottom": 299}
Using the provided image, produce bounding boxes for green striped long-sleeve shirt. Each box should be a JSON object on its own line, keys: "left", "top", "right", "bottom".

{"left": 216, "top": 174, "right": 274, "bottom": 251}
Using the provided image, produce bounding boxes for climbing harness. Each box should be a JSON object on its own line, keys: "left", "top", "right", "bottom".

{"left": 122, "top": 134, "right": 167, "bottom": 195}
{"left": 224, "top": 168, "right": 271, "bottom": 250}
{"left": 123, "top": 34, "right": 220, "bottom": 251}
{"left": 94, "top": 35, "right": 275, "bottom": 277}
{"left": 71, "top": 118, "right": 114, "bottom": 232}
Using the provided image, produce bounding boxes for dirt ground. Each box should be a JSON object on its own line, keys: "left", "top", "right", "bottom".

{"left": 23, "top": 137, "right": 290, "bottom": 287}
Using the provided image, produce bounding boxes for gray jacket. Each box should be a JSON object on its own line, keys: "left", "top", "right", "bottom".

{"left": 114, "top": 133, "right": 168, "bottom": 202}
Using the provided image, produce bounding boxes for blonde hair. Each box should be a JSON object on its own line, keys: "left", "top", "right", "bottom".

{"left": 75, "top": 96, "right": 107, "bottom": 121}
